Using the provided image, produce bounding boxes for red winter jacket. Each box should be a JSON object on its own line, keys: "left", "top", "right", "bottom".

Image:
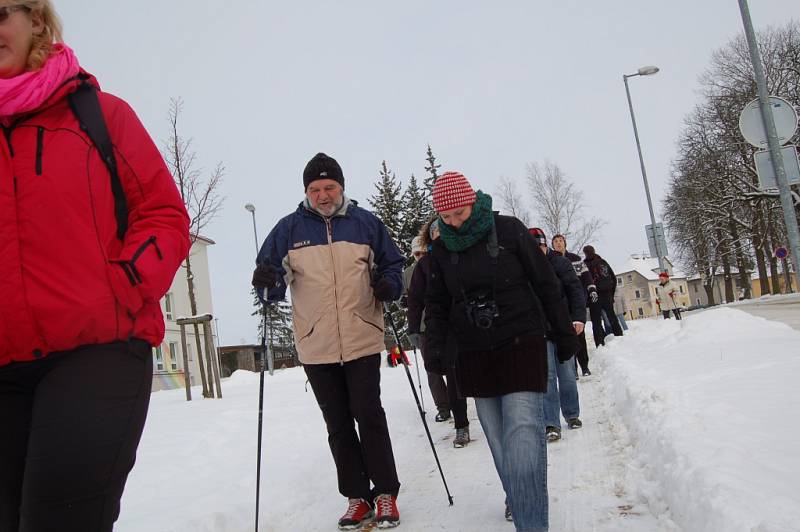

{"left": 0, "top": 72, "right": 190, "bottom": 367}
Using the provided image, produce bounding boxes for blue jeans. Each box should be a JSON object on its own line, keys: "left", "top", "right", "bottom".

{"left": 617, "top": 313, "right": 629, "bottom": 331}
{"left": 475, "top": 391, "right": 548, "bottom": 531}
{"left": 544, "top": 342, "right": 579, "bottom": 429}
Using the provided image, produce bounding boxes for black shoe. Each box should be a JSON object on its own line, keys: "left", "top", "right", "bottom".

{"left": 435, "top": 408, "right": 451, "bottom": 422}
{"left": 582, "top": 369, "right": 591, "bottom": 376}
{"left": 567, "top": 418, "right": 583, "bottom": 429}
{"left": 453, "top": 427, "right": 470, "bottom": 448}
{"left": 504, "top": 503, "right": 513, "bottom": 522}
{"left": 546, "top": 426, "right": 561, "bottom": 442}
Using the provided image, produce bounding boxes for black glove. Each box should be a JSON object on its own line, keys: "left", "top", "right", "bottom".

{"left": 252, "top": 263, "right": 278, "bottom": 290}
{"left": 372, "top": 277, "right": 395, "bottom": 302}
{"left": 423, "top": 349, "right": 446, "bottom": 376}
{"left": 555, "top": 333, "right": 578, "bottom": 363}
{"left": 588, "top": 287, "right": 599, "bottom": 304}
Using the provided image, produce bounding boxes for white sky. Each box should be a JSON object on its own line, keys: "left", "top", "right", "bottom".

{"left": 59, "top": 1, "right": 799, "bottom": 345}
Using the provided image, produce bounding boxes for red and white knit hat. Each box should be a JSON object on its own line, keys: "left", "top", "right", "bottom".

{"left": 432, "top": 171, "right": 477, "bottom": 213}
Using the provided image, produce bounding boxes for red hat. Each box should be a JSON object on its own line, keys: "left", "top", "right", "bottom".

{"left": 659, "top": 271, "right": 669, "bottom": 278}
{"left": 432, "top": 171, "right": 477, "bottom": 213}
{"left": 528, "top": 227, "right": 547, "bottom": 246}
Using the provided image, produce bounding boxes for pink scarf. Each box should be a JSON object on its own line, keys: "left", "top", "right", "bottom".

{"left": 0, "top": 43, "right": 80, "bottom": 120}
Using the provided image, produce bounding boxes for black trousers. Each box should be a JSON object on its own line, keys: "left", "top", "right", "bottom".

{"left": 0, "top": 339, "right": 152, "bottom": 532}
{"left": 419, "top": 336, "right": 468, "bottom": 429}
{"left": 662, "top": 309, "right": 682, "bottom": 320}
{"left": 574, "top": 330, "right": 590, "bottom": 373}
{"left": 589, "top": 294, "right": 623, "bottom": 347}
{"left": 304, "top": 354, "right": 400, "bottom": 501}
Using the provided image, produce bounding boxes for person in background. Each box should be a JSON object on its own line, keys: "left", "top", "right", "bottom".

{"left": 252, "top": 153, "right": 404, "bottom": 529}
{"left": 0, "top": 2, "right": 190, "bottom": 530}
{"left": 530, "top": 229, "right": 585, "bottom": 443}
{"left": 407, "top": 219, "right": 470, "bottom": 448}
{"left": 551, "top": 234, "right": 596, "bottom": 376}
{"left": 424, "top": 171, "right": 577, "bottom": 531}
{"left": 583, "top": 245, "right": 624, "bottom": 347}
{"left": 657, "top": 271, "right": 682, "bottom": 320}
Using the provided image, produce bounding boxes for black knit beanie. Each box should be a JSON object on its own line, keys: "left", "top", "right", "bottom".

{"left": 303, "top": 153, "right": 344, "bottom": 190}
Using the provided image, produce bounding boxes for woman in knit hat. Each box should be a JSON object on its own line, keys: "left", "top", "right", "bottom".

{"left": 423, "top": 171, "right": 577, "bottom": 531}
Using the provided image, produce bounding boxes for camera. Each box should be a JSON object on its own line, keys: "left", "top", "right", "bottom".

{"left": 464, "top": 292, "right": 500, "bottom": 330}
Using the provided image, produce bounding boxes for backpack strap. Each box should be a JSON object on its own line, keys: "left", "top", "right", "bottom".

{"left": 67, "top": 78, "right": 129, "bottom": 240}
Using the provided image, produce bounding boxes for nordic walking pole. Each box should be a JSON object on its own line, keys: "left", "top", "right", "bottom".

{"left": 255, "top": 303, "right": 267, "bottom": 532}
{"left": 383, "top": 302, "right": 454, "bottom": 506}
{"left": 412, "top": 346, "right": 426, "bottom": 414}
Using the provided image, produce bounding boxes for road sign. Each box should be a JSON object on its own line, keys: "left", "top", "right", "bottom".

{"left": 739, "top": 96, "right": 798, "bottom": 148}
{"left": 755, "top": 144, "right": 800, "bottom": 189}
{"left": 775, "top": 247, "right": 789, "bottom": 260}
{"left": 646, "top": 223, "right": 668, "bottom": 259}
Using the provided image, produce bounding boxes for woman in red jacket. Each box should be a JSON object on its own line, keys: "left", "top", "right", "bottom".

{"left": 0, "top": 2, "right": 190, "bottom": 530}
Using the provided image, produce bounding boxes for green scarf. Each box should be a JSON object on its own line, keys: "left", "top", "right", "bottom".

{"left": 438, "top": 191, "right": 494, "bottom": 253}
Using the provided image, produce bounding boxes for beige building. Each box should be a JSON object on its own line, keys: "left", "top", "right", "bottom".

{"left": 151, "top": 236, "right": 217, "bottom": 392}
{"left": 613, "top": 255, "right": 691, "bottom": 319}
{"left": 686, "top": 271, "right": 746, "bottom": 308}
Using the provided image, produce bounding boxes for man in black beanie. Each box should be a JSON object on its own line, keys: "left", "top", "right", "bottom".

{"left": 252, "top": 152, "right": 404, "bottom": 529}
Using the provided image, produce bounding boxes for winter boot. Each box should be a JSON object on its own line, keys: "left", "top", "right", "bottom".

{"left": 435, "top": 408, "right": 451, "bottom": 422}
{"left": 546, "top": 426, "right": 561, "bottom": 442}
{"left": 453, "top": 427, "right": 470, "bottom": 448}
{"left": 567, "top": 418, "right": 583, "bottom": 429}
{"left": 338, "top": 498, "right": 373, "bottom": 530}
{"left": 505, "top": 503, "right": 513, "bottom": 522}
{"left": 582, "top": 369, "right": 592, "bottom": 376}
{"left": 374, "top": 494, "right": 400, "bottom": 528}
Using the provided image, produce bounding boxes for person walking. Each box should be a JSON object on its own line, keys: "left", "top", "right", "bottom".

{"left": 657, "top": 271, "right": 682, "bottom": 320}
{"left": 0, "top": 3, "right": 191, "bottom": 530}
{"left": 529, "top": 229, "right": 585, "bottom": 443}
{"left": 582, "top": 245, "right": 624, "bottom": 347}
{"left": 424, "top": 171, "right": 577, "bottom": 531}
{"left": 551, "top": 234, "right": 596, "bottom": 375}
{"left": 407, "top": 219, "right": 470, "bottom": 448}
{"left": 252, "top": 153, "right": 404, "bottom": 530}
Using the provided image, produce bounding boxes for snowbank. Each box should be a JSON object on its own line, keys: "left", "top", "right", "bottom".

{"left": 596, "top": 308, "right": 800, "bottom": 532}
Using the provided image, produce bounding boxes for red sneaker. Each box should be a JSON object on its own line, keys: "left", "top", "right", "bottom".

{"left": 374, "top": 494, "right": 400, "bottom": 528}
{"left": 338, "top": 498, "right": 373, "bottom": 530}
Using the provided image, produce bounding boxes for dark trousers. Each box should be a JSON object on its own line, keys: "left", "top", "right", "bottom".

{"left": 419, "top": 336, "right": 468, "bottom": 429}
{"left": 662, "top": 309, "right": 682, "bottom": 320}
{"left": 589, "top": 294, "right": 623, "bottom": 347}
{"left": 304, "top": 354, "right": 400, "bottom": 501}
{"left": 574, "top": 330, "right": 589, "bottom": 374}
{"left": 0, "top": 339, "right": 152, "bottom": 532}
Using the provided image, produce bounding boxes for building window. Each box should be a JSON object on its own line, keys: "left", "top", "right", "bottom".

{"left": 635, "top": 289, "right": 641, "bottom": 299}
{"left": 164, "top": 293, "right": 174, "bottom": 321}
{"left": 617, "top": 276, "right": 623, "bottom": 286}
{"left": 696, "top": 298, "right": 701, "bottom": 306}
{"left": 693, "top": 284, "right": 698, "bottom": 293}
{"left": 654, "top": 287, "right": 659, "bottom": 295}
{"left": 168, "top": 342, "right": 179, "bottom": 371}
{"left": 637, "top": 307, "right": 644, "bottom": 317}
{"left": 153, "top": 345, "right": 164, "bottom": 372}
{"left": 627, "top": 274, "right": 633, "bottom": 282}
{"left": 679, "top": 285, "right": 684, "bottom": 294}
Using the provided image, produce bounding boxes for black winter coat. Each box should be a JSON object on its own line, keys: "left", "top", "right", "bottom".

{"left": 424, "top": 214, "right": 577, "bottom": 397}
{"left": 546, "top": 249, "right": 586, "bottom": 323}
{"left": 584, "top": 253, "right": 617, "bottom": 295}
{"left": 561, "top": 250, "right": 596, "bottom": 292}
{"left": 407, "top": 255, "right": 430, "bottom": 334}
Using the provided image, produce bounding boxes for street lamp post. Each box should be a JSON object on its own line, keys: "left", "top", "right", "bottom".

{"left": 623, "top": 66, "right": 666, "bottom": 274}
{"left": 245, "top": 203, "right": 259, "bottom": 253}
{"left": 244, "top": 203, "right": 274, "bottom": 376}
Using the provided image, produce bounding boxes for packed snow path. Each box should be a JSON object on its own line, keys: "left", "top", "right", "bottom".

{"left": 116, "top": 305, "right": 799, "bottom": 531}
{"left": 730, "top": 293, "right": 800, "bottom": 332}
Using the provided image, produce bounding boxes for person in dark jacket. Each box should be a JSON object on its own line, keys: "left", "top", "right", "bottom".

{"left": 551, "top": 234, "right": 596, "bottom": 375}
{"left": 530, "top": 229, "right": 585, "bottom": 442}
{"left": 252, "top": 153, "right": 404, "bottom": 529}
{"left": 424, "top": 171, "right": 577, "bottom": 531}
{"left": 583, "top": 245, "right": 624, "bottom": 347}
{"left": 0, "top": 3, "right": 190, "bottom": 530}
{"left": 407, "top": 218, "right": 470, "bottom": 448}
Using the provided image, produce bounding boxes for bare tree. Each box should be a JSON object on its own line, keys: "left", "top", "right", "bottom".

{"left": 524, "top": 161, "right": 606, "bottom": 251}
{"left": 163, "top": 97, "right": 225, "bottom": 398}
{"left": 495, "top": 176, "right": 530, "bottom": 226}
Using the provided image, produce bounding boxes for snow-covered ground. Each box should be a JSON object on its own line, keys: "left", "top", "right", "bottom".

{"left": 116, "top": 306, "right": 800, "bottom": 532}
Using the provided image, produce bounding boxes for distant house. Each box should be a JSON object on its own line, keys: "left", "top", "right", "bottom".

{"left": 750, "top": 273, "right": 797, "bottom": 297}
{"left": 219, "top": 344, "right": 299, "bottom": 377}
{"left": 152, "top": 235, "right": 217, "bottom": 392}
{"left": 613, "top": 255, "right": 691, "bottom": 319}
{"left": 686, "top": 271, "right": 745, "bottom": 308}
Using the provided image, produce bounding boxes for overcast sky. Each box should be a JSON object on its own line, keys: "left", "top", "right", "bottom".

{"left": 60, "top": 1, "right": 798, "bottom": 345}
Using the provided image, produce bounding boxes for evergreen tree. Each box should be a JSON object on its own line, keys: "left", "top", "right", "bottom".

{"left": 422, "top": 144, "right": 441, "bottom": 219}
{"left": 368, "top": 161, "right": 405, "bottom": 255}
{"left": 399, "top": 174, "right": 427, "bottom": 266}
{"left": 251, "top": 290, "right": 296, "bottom": 362}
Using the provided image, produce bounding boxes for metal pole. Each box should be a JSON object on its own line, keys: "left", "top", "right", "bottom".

{"left": 738, "top": 0, "right": 800, "bottom": 290}
{"left": 248, "top": 206, "right": 275, "bottom": 376}
{"left": 624, "top": 74, "right": 666, "bottom": 273}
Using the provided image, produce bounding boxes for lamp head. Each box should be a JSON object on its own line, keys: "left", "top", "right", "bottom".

{"left": 245, "top": 203, "right": 256, "bottom": 213}
{"left": 637, "top": 65, "right": 660, "bottom": 76}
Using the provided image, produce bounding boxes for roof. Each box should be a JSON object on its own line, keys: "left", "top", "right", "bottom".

{"left": 616, "top": 254, "right": 687, "bottom": 281}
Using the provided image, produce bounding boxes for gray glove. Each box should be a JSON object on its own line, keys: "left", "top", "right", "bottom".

{"left": 588, "top": 286, "right": 599, "bottom": 304}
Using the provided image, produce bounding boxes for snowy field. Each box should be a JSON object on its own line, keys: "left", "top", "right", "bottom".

{"left": 116, "top": 306, "right": 800, "bottom": 532}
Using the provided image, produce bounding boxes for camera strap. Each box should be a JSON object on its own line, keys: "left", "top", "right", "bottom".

{"left": 449, "top": 221, "right": 500, "bottom": 304}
